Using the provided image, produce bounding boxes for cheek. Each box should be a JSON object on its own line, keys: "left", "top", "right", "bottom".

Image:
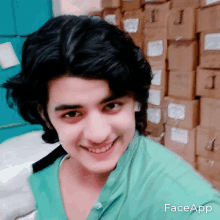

{"left": 50, "top": 119, "right": 79, "bottom": 144}
{"left": 59, "top": 126, "right": 78, "bottom": 141}
{"left": 112, "top": 109, "right": 136, "bottom": 130}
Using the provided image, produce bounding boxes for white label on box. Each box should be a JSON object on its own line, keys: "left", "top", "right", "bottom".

{"left": 148, "top": 89, "right": 161, "bottom": 106}
{"left": 204, "top": 34, "right": 220, "bottom": 50}
{"left": 105, "top": 14, "right": 116, "bottom": 25}
{"left": 147, "top": 40, "right": 163, "bottom": 57}
{"left": 171, "top": 127, "right": 189, "bottom": 145}
{"left": 206, "top": 0, "right": 220, "bottom": 5}
{"left": 0, "top": 42, "right": 20, "bottom": 69}
{"left": 168, "top": 103, "right": 186, "bottom": 120}
{"left": 147, "top": 107, "right": 161, "bottom": 124}
{"left": 151, "top": 69, "right": 162, "bottom": 86}
{"left": 123, "top": 19, "right": 139, "bottom": 33}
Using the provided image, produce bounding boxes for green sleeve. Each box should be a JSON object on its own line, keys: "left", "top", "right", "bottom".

{"left": 188, "top": 203, "right": 220, "bottom": 219}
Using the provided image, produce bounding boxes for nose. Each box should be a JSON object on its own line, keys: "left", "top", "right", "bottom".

{"left": 83, "top": 111, "right": 111, "bottom": 145}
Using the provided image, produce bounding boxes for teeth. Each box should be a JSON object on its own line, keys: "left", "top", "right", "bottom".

{"left": 88, "top": 143, "right": 113, "bottom": 154}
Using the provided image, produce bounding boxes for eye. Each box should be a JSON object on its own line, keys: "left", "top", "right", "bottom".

{"left": 62, "top": 111, "right": 82, "bottom": 118}
{"left": 104, "top": 102, "right": 123, "bottom": 112}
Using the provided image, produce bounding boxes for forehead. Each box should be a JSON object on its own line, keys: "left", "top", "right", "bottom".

{"left": 47, "top": 76, "right": 113, "bottom": 105}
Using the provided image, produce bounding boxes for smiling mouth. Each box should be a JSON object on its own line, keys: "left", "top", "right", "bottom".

{"left": 81, "top": 137, "right": 118, "bottom": 154}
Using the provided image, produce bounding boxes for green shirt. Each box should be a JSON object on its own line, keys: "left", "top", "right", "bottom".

{"left": 28, "top": 131, "right": 220, "bottom": 219}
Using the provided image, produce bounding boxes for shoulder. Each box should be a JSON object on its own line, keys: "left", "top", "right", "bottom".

{"left": 124, "top": 135, "right": 220, "bottom": 218}
{"left": 140, "top": 137, "right": 220, "bottom": 193}
{"left": 28, "top": 145, "right": 67, "bottom": 192}
{"left": 136, "top": 135, "right": 189, "bottom": 172}
{"left": 31, "top": 145, "right": 67, "bottom": 173}
{"left": 134, "top": 135, "right": 218, "bottom": 197}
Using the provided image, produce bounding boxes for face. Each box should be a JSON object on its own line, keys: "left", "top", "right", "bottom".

{"left": 46, "top": 76, "right": 138, "bottom": 176}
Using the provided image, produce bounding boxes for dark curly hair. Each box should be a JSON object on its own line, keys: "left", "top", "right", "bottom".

{"left": 1, "top": 15, "right": 152, "bottom": 144}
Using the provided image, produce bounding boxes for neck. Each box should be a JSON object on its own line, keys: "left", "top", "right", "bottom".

{"left": 66, "top": 157, "right": 112, "bottom": 190}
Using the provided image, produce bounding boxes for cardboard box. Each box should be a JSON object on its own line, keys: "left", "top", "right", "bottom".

{"left": 147, "top": 58, "right": 167, "bottom": 67}
{"left": 102, "top": 0, "right": 122, "bottom": 8}
{"left": 171, "top": 0, "right": 200, "bottom": 8}
{"left": 164, "top": 125, "right": 196, "bottom": 165}
{"left": 144, "top": 27, "right": 167, "bottom": 65}
{"left": 212, "top": 180, "right": 220, "bottom": 192}
{"left": 168, "top": 8, "right": 196, "bottom": 40}
{"left": 144, "top": 2, "right": 171, "bottom": 29}
{"left": 122, "top": 0, "right": 145, "bottom": 11}
{"left": 148, "top": 88, "right": 165, "bottom": 106}
{"left": 123, "top": 10, "right": 144, "bottom": 46}
{"left": 150, "top": 84, "right": 167, "bottom": 97}
{"left": 163, "top": 97, "right": 199, "bottom": 130}
{"left": 200, "top": 0, "right": 220, "bottom": 8}
{"left": 196, "top": 68, "right": 220, "bottom": 99}
{"left": 196, "top": 126, "right": 220, "bottom": 161}
{"left": 197, "top": 156, "right": 220, "bottom": 182}
{"left": 200, "top": 30, "right": 220, "bottom": 68}
{"left": 145, "top": 0, "right": 168, "bottom": 2}
{"left": 168, "top": 41, "right": 197, "bottom": 70}
{"left": 169, "top": 70, "right": 196, "bottom": 100}
{"left": 147, "top": 134, "right": 165, "bottom": 145}
{"left": 147, "top": 103, "right": 165, "bottom": 137}
{"left": 103, "top": 8, "right": 122, "bottom": 28}
{"left": 197, "top": 4, "right": 220, "bottom": 33}
{"left": 200, "top": 98, "right": 220, "bottom": 131}
{"left": 151, "top": 62, "right": 168, "bottom": 93}
{"left": 194, "top": 161, "right": 214, "bottom": 186}
{"left": 133, "top": 37, "right": 143, "bottom": 50}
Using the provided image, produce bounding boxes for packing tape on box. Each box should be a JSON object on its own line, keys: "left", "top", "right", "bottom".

{"left": 147, "top": 107, "right": 161, "bottom": 124}
{"left": 170, "top": 127, "right": 189, "bottom": 145}
{"left": 168, "top": 103, "right": 186, "bottom": 120}
{"left": 206, "top": 0, "right": 220, "bottom": 6}
{"left": 146, "top": 104, "right": 166, "bottom": 138}
{"left": 204, "top": 33, "right": 220, "bottom": 51}
{"left": 162, "top": 102, "right": 181, "bottom": 127}
{"left": 151, "top": 69, "right": 162, "bottom": 86}
{"left": 147, "top": 40, "right": 163, "bottom": 57}
{"left": 148, "top": 89, "right": 161, "bottom": 106}
{"left": 104, "top": 14, "right": 116, "bottom": 25}
{"left": 123, "top": 18, "right": 139, "bottom": 33}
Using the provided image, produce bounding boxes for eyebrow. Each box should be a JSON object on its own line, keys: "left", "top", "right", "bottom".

{"left": 54, "top": 93, "right": 127, "bottom": 112}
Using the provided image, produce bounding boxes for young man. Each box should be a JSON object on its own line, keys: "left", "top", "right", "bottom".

{"left": 2, "top": 15, "right": 220, "bottom": 219}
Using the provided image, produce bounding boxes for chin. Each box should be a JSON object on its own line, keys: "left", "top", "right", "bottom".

{"left": 87, "top": 163, "right": 117, "bottom": 175}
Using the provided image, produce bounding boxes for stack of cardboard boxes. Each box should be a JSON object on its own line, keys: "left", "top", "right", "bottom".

{"left": 122, "top": 1, "right": 145, "bottom": 49}
{"left": 102, "top": 0, "right": 123, "bottom": 29}
{"left": 144, "top": 2, "right": 170, "bottom": 145}
{"left": 196, "top": 0, "right": 220, "bottom": 191}
{"left": 99, "top": 0, "right": 146, "bottom": 48}
{"left": 98, "top": 0, "right": 220, "bottom": 191}
{"left": 164, "top": 1, "right": 199, "bottom": 168}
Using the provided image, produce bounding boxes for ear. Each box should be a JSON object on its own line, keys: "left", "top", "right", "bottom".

{"left": 134, "top": 101, "right": 141, "bottom": 112}
{"left": 37, "top": 104, "right": 54, "bottom": 129}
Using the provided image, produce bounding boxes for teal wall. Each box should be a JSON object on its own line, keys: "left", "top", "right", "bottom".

{"left": 0, "top": 0, "right": 53, "bottom": 144}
